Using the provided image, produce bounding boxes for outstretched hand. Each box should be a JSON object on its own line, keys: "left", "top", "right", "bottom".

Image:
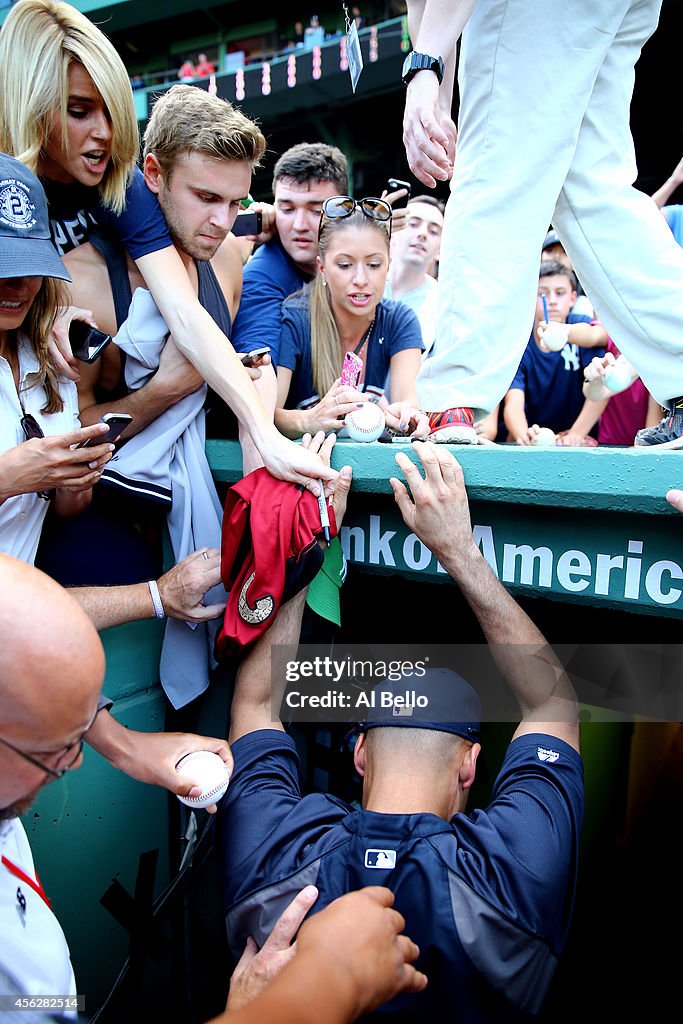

{"left": 390, "top": 442, "right": 476, "bottom": 568}
{"left": 85, "top": 711, "right": 232, "bottom": 813}
{"left": 300, "top": 430, "right": 353, "bottom": 528}
{"left": 296, "top": 887, "right": 427, "bottom": 1017}
{"left": 227, "top": 886, "right": 320, "bottom": 1010}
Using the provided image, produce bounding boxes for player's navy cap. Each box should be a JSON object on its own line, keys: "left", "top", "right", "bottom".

{"left": 542, "top": 230, "right": 563, "bottom": 252}
{"left": 0, "top": 152, "right": 71, "bottom": 282}
{"left": 361, "top": 667, "right": 481, "bottom": 743}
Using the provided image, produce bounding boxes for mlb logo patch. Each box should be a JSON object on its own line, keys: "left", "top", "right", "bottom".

{"left": 537, "top": 746, "right": 560, "bottom": 763}
{"left": 364, "top": 849, "right": 397, "bottom": 869}
{"left": 392, "top": 705, "right": 414, "bottom": 718}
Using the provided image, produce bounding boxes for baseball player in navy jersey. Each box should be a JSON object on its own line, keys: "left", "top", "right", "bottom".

{"left": 219, "top": 441, "right": 583, "bottom": 1022}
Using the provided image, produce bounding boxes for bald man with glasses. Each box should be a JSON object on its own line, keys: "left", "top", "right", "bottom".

{"left": 0, "top": 554, "right": 426, "bottom": 1022}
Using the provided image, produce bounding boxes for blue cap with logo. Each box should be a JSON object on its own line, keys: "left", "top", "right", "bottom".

{"left": 0, "top": 152, "right": 71, "bottom": 282}
{"left": 361, "top": 667, "right": 481, "bottom": 743}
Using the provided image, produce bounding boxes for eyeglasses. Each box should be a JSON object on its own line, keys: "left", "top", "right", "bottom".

{"left": 0, "top": 707, "right": 100, "bottom": 780}
{"left": 20, "top": 411, "right": 53, "bottom": 501}
{"left": 319, "top": 195, "right": 393, "bottom": 239}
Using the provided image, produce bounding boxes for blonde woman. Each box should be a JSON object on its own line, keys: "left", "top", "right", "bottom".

{"left": 0, "top": 0, "right": 333, "bottom": 490}
{"left": 276, "top": 197, "right": 425, "bottom": 439}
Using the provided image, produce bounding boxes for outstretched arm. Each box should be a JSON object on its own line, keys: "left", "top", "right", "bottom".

{"left": 229, "top": 432, "right": 353, "bottom": 742}
{"left": 85, "top": 710, "right": 232, "bottom": 812}
{"left": 70, "top": 547, "right": 226, "bottom": 631}
{"left": 390, "top": 443, "right": 579, "bottom": 750}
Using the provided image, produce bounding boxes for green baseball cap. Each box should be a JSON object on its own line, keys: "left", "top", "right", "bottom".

{"left": 306, "top": 536, "right": 346, "bottom": 626}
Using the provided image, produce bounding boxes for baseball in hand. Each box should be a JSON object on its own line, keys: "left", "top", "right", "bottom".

{"left": 175, "top": 750, "right": 230, "bottom": 808}
{"left": 532, "top": 427, "right": 557, "bottom": 446}
{"left": 603, "top": 360, "right": 633, "bottom": 393}
{"left": 542, "top": 322, "right": 569, "bottom": 351}
{"left": 344, "top": 402, "right": 385, "bottom": 443}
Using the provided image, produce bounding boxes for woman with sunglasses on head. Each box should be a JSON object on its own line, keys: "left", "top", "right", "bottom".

{"left": 275, "top": 196, "right": 426, "bottom": 439}
{"left": 0, "top": 0, "right": 334, "bottom": 492}
{"left": 0, "top": 152, "right": 115, "bottom": 565}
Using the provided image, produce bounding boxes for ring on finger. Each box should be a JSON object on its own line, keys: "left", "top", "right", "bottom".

{"left": 202, "top": 550, "right": 210, "bottom": 560}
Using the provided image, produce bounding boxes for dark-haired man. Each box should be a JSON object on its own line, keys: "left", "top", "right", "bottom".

{"left": 230, "top": 143, "right": 349, "bottom": 368}
{"left": 218, "top": 442, "right": 583, "bottom": 1021}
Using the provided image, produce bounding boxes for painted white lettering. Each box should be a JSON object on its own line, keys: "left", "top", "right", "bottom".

{"left": 556, "top": 550, "right": 591, "bottom": 592}
{"left": 341, "top": 525, "right": 365, "bottom": 563}
{"left": 502, "top": 544, "right": 553, "bottom": 588}
{"left": 594, "top": 553, "right": 624, "bottom": 596}
{"left": 624, "top": 540, "right": 644, "bottom": 600}
{"left": 473, "top": 525, "right": 499, "bottom": 576}
{"left": 645, "top": 560, "right": 683, "bottom": 606}
{"left": 403, "top": 534, "right": 432, "bottom": 571}
{"left": 369, "top": 515, "right": 396, "bottom": 567}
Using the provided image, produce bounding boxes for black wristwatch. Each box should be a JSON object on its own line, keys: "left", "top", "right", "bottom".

{"left": 401, "top": 51, "right": 445, "bottom": 86}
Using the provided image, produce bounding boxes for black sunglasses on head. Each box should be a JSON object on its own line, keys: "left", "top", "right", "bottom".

{"left": 318, "top": 195, "right": 393, "bottom": 239}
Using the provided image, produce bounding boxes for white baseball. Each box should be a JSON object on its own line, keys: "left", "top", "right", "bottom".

{"left": 603, "top": 360, "right": 633, "bottom": 393}
{"left": 175, "top": 750, "right": 230, "bottom": 808}
{"left": 344, "top": 402, "right": 385, "bottom": 443}
{"left": 542, "top": 322, "right": 569, "bottom": 351}
{"left": 532, "top": 427, "right": 557, "bottom": 446}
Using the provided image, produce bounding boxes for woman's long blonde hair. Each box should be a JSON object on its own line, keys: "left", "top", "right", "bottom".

{"left": 310, "top": 209, "right": 390, "bottom": 398}
{"left": 19, "top": 277, "right": 69, "bottom": 414}
{"left": 0, "top": 0, "right": 138, "bottom": 213}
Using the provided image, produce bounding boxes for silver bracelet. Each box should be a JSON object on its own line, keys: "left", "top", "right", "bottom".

{"left": 147, "top": 579, "right": 165, "bottom": 619}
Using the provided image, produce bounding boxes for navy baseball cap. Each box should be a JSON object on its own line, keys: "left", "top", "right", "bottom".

{"left": 361, "top": 667, "right": 481, "bottom": 743}
{"left": 0, "top": 152, "right": 71, "bottom": 282}
{"left": 542, "top": 230, "right": 563, "bottom": 252}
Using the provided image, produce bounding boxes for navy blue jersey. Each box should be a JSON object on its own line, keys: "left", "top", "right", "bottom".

{"left": 509, "top": 314, "right": 603, "bottom": 434}
{"left": 219, "top": 729, "right": 583, "bottom": 1022}
{"left": 231, "top": 238, "right": 309, "bottom": 363}
{"left": 279, "top": 294, "right": 423, "bottom": 409}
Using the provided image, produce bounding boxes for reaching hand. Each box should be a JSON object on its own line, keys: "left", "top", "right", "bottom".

{"left": 156, "top": 547, "right": 226, "bottom": 622}
{"left": 296, "top": 887, "right": 427, "bottom": 1017}
{"left": 384, "top": 403, "right": 430, "bottom": 438}
{"left": 515, "top": 424, "right": 540, "bottom": 446}
{"left": 49, "top": 306, "right": 99, "bottom": 382}
{"left": 85, "top": 711, "right": 232, "bottom": 812}
{"left": 389, "top": 442, "right": 476, "bottom": 569}
{"left": 666, "top": 489, "right": 683, "bottom": 513}
{"left": 227, "top": 886, "right": 320, "bottom": 1010}
{"left": 300, "top": 430, "right": 353, "bottom": 526}
{"left": 259, "top": 430, "right": 338, "bottom": 495}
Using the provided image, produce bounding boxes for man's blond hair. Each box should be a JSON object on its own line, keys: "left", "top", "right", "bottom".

{"left": 143, "top": 85, "right": 266, "bottom": 175}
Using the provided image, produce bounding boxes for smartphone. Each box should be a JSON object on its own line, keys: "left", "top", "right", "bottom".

{"left": 340, "top": 351, "right": 363, "bottom": 389}
{"left": 232, "top": 211, "right": 263, "bottom": 237}
{"left": 69, "top": 319, "right": 112, "bottom": 363}
{"left": 239, "top": 346, "right": 270, "bottom": 368}
{"left": 76, "top": 412, "right": 133, "bottom": 448}
{"left": 387, "top": 178, "right": 411, "bottom": 208}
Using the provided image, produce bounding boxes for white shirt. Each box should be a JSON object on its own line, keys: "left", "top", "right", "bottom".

{"left": 0, "top": 335, "right": 80, "bottom": 565}
{"left": 0, "top": 819, "right": 76, "bottom": 1007}
{"left": 385, "top": 277, "right": 438, "bottom": 358}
